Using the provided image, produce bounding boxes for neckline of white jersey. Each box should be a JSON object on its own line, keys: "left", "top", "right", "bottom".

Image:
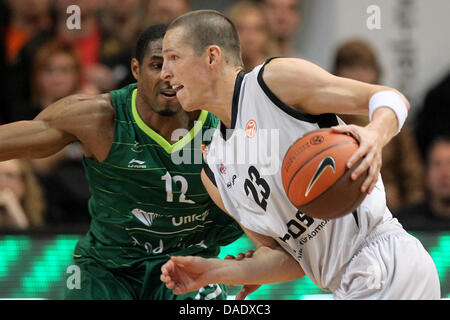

{"left": 219, "top": 69, "right": 245, "bottom": 141}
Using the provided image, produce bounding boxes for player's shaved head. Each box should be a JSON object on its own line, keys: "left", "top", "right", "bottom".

{"left": 167, "top": 10, "right": 244, "bottom": 67}
{"left": 135, "top": 24, "right": 167, "bottom": 65}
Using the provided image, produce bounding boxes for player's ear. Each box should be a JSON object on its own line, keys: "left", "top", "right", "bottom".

{"left": 206, "top": 45, "right": 222, "bottom": 68}
{"left": 131, "top": 58, "right": 140, "bottom": 81}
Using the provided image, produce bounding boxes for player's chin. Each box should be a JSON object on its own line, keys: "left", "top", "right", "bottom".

{"left": 176, "top": 91, "right": 199, "bottom": 112}
{"left": 180, "top": 101, "right": 200, "bottom": 112}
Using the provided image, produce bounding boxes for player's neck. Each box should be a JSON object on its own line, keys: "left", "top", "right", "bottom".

{"left": 205, "top": 68, "right": 243, "bottom": 129}
{"left": 243, "top": 54, "right": 267, "bottom": 73}
{"left": 136, "top": 95, "right": 199, "bottom": 143}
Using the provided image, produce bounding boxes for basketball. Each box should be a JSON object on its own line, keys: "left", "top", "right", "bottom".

{"left": 281, "top": 128, "right": 368, "bottom": 220}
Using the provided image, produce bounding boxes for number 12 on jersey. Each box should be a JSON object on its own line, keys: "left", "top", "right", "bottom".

{"left": 161, "top": 172, "right": 195, "bottom": 204}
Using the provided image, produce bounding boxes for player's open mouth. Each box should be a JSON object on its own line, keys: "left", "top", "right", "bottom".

{"left": 160, "top": 89, "right": 177, "bottom": 98}
{"left": 172, "top": 84, "right": 184, "bottom": 92}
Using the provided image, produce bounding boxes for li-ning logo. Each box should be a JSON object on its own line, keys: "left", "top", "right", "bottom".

{"left": 246, "top": 119, "right": 257, "bottom": 138}
{"left": 128, "top": 159, "right": 146, "bottom": 168}
{"left": 305, "top": 156, "right": 336, "bottom": 197}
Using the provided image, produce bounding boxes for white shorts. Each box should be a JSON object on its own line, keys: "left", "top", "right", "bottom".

{"left": 334, "top": 227, "right": 441, "bottom": 300}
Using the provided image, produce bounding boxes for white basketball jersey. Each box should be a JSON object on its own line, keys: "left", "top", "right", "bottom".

{"left": 204, "top": 59, "right": 403, "bottom": 292}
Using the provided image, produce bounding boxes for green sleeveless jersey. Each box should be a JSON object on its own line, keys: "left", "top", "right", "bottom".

{"left": 74, "top": 83, "right": 242, "bottom": 268}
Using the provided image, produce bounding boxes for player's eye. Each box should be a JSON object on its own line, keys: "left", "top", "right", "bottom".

{"left": 151, "top": 62, "right": 162, "bottom": 70}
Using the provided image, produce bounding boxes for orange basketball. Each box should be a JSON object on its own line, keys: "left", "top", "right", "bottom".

{"left": 281, "top": 128, "right": 368, "bottom": 219}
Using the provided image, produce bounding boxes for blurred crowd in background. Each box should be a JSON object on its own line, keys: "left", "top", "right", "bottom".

{"left": 0, "top": 0, "right": 449, "bottom": 231}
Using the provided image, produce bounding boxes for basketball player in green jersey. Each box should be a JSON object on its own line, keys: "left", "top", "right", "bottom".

{"left": 0, "top": 25, "right": 243, "bottom": 300}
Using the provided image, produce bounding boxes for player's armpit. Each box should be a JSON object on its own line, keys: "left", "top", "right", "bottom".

{"left": 241, "top": 227, "right": 306, "bottom": 280}
{"left": 242, "top": 225, "right": 280, "bottom": 249}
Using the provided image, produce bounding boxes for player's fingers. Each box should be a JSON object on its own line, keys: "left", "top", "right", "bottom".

{"left": 364, "top": 161, "right": 380, "bottom": 194}
{"left": 332, "top": 125, "right": 362, "bottom": 140}
{"left": 236, "top": 253, "right": 245, "bottom": 260}
{"left": 170, "top": 255, "right": 190, "bottom": 267}
{"left": 161, "top": 259, "right": 175, "bottom": 275}
{"left": 330, "top": 125, "right": 358, "bottom": 137}
{"left": 347, "top": 133, "right": 374, "bottom": 170}
{"left": 351, "top": 148, "right": 374, "bottom": 184}
{"left": 357, "top": 153, "right": 379, "bottom": 193}
{"left": 348, "top": 147, "right": 370, "bottom": 180}
{"left": 173, "top": 286, "right": 187, "bottom": 295}
{"left": 164, "top": 278, "right": 175, "bottom": 290}
{"left": 341, "top": 130, "right": 370, "bottom": 170}
{"left": 235, "top": 288, "right": 248, "bottom": 300}
{"left": 367, "top": 177, "right": 378, "bottom": 194}
{"left": 235, "top": 285, "right": 260, "bottom": 300}
{"left": 160, "top": 270, "right": 177, "bottom": 289}
{"left": 235, "top": 286, "right": 252, "bottom": 300}
{"left": 332, "top": 125, "right": 378, "bottom": 172}
{"left": 160, "top": 272, "right": 169, "bottom": 282}
{"left": 224, "top": 255, "right": 235, "bottom": 260}
{"left": 245, "top": 250, "right": 255, "bottom": 258}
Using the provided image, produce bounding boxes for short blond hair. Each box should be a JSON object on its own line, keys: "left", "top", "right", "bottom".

{"left": 168, "top": 10, "right": 244, "bottom": 67}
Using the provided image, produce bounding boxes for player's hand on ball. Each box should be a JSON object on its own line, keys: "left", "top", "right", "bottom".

{"left": 331, "top": 124, "right": 382, "bottom": 194}
{"left": 225, "top": 250, "right": 260, "bottom": 300}
{"left": 160, "top": 256, "right": 214, "bottom": 295}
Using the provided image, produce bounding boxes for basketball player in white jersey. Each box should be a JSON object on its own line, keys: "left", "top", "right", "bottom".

{"left": 159, "top": 10, "right": 440, "bottom": 299}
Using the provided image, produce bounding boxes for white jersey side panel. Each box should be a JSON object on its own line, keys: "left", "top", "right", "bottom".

{"left": 205, "top": 61, "right": 403, "bottom": 292}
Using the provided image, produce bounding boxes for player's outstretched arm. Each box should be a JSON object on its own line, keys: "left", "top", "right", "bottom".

{"left": 224, "top": 250, "right": 260, "bottom": 300}
{"left": 160, "top": 237, "right": 304, "bottom": 296}
{"left": 0, "top": 119, "right": 74, "bottom": 161}
{"left": 0, "top": 94, "right": 114, "bottom": 162}
{"left": 262, "top": 58, "right": 410, "bottom": 194}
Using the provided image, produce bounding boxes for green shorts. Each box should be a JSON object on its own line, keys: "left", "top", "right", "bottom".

{"left": 64, "top": 257, "right": 228, "bottom": 300}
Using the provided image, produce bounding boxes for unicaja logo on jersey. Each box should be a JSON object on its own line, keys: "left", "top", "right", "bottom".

{"left": 172, "top": 210, "right": 209, "bottom": 226}
{"left": 246, "top": 120, "right": 257, "bottom": 138}
{"left": 131, "top": 208, "right": 162, "bottom": 226}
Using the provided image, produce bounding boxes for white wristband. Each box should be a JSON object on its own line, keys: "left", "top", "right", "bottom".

{"left": 369, "top": 90, "right": 408, "bottom": 135}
